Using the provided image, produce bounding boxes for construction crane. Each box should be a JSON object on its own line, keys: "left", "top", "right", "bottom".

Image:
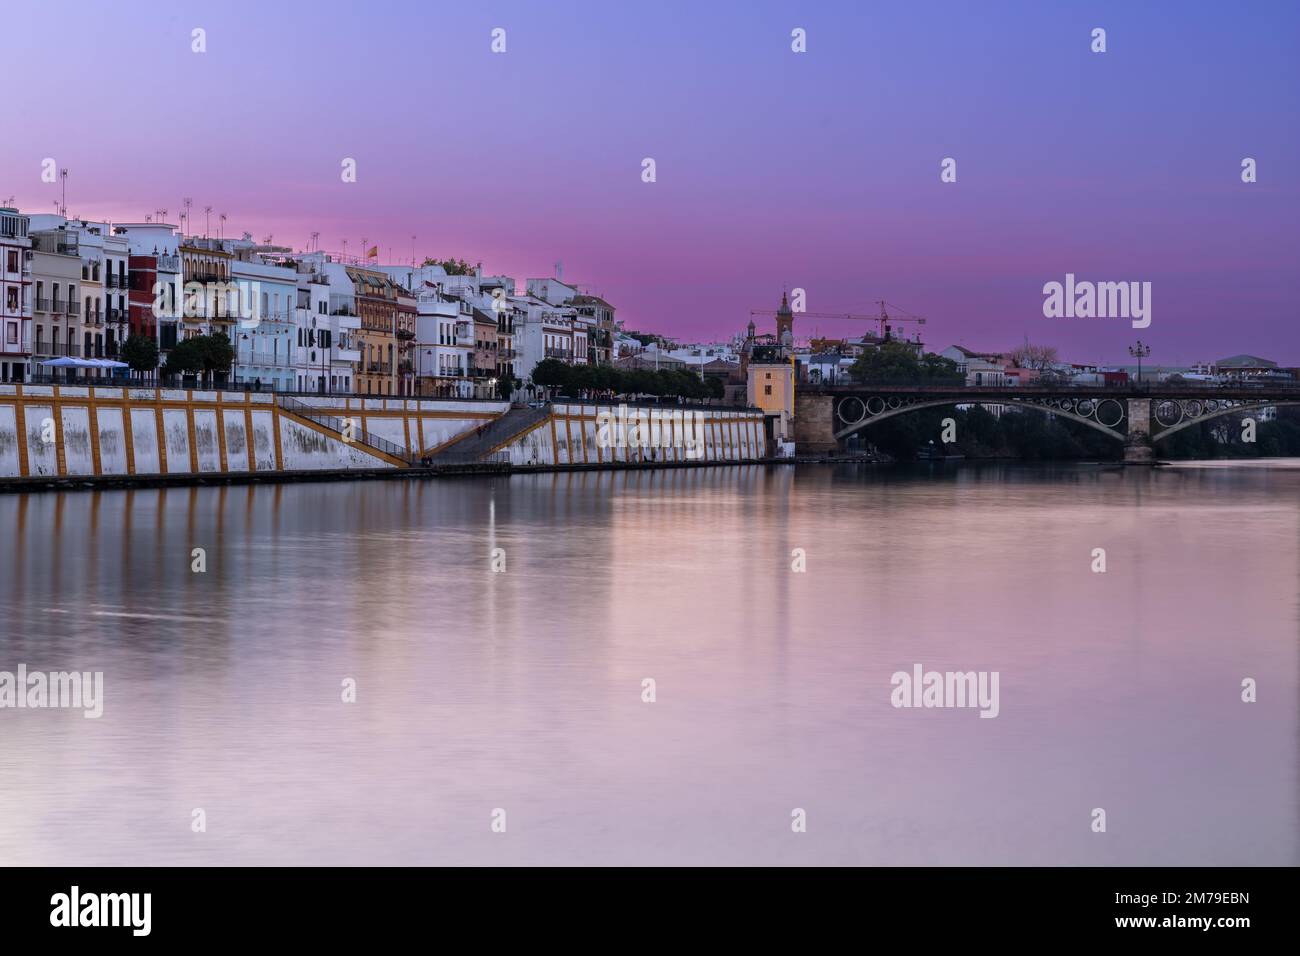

{"left": 748, "top": 300, "right": 927, "bottom": 343}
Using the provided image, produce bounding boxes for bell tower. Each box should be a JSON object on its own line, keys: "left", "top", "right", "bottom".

{"left": 775, "top": 291, "right": 794, "bottom": 349}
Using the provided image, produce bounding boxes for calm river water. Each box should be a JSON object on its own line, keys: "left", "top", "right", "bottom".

{"left": 0, "top": 462, "right": 1296, "bottom": 865}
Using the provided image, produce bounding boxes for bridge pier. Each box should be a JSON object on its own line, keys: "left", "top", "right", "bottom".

{"left": 793, "top": 392, "right": 838, "bottom": 454}
{"left": 1123, "top": 398, "right": 1156, "bottom": 464}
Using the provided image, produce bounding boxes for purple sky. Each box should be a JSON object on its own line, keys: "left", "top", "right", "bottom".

{"left": 3, "top": 0, "right": 1297, "bottom": 364}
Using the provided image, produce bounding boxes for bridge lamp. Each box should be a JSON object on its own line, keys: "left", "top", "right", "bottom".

{"left": 1128, "top": 341, "right": 1152, "bottom": 385}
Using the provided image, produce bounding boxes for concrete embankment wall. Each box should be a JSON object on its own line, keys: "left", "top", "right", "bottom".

{"left": 494, "top": 403, "right": 767, "bottom": 466}
{"left": 0, "top": 385, "right": 505, "bottom": 481}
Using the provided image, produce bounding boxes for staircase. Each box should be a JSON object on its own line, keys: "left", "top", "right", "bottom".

{"left": 277, "top": 395, "right": 413, "bottom": 465}
{"left": 430, "top": 404, "right": 550, "bottom": 464}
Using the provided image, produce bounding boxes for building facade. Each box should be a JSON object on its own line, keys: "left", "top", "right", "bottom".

{"left": 0, "top": 207, "right": 32, "bottom": 382}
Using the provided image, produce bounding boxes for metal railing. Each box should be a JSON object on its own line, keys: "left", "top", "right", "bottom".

{"left": 277, "top": 395, "right": 414, "bottom": 463}
{"left": 818, "top": 378, "right": 1300, "bottom": 393}
{"left": 420, "top": 449, "right": 512, "bottom": 467}
{"left": 33, "top": 342, "right": 82, "bottom": 358}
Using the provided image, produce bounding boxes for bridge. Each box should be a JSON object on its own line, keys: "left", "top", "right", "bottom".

{"left": 793, "top": 383, "right": 1300, "bottom": 463}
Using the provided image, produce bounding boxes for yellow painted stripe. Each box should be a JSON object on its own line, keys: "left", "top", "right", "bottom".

{"left": 14, "top": 387, "right": 29, "bottom": 478}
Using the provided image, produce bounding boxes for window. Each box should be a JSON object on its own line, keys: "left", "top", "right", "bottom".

{"left": 764, "top": 385, "right": 772, "bottom": 396}
{"left": 7, "top": 251, "right": 18, "bottom": 272}
{"left": 6, "top": 323, "right": 16, "bottom": 344}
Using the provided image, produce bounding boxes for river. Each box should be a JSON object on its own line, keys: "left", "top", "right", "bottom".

{"left": 0, "top": 461, "right": 1296, "bottom": 865}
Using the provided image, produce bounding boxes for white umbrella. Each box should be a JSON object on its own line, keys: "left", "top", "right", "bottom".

{"left": 40, "top": 357, "right": 81, "bottom": 367}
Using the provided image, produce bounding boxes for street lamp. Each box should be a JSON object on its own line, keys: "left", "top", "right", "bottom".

{"left": 1128, "top": 340, "right": 1152, "bottom": 386}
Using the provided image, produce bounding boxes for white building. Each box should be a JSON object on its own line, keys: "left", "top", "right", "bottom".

{"left": 279, "top": 253, "right": 361, "bottom": 394}
{"left": 223, "top": 256, "right": 294, "bottom": 390}
{"left": 940, "top": 345, "right": 1008, "bottom": 386}
{"left": 513, "top": 293, "right": 576, "bottom": 383}
{"left": 0, "top": 206, "right": 32, "bottom": 382}
{"left": 28, "top": 215, "right": 128, "bottom": 376}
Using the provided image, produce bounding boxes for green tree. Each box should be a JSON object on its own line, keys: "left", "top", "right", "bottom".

{"left": 198, "top": 333, "right": 235, "bottom": 381}
{"left": 496, "top": 370, "right": 519, "bottom": 399}
{"left": 163, "top": 338, "right": 203, "bottom": 378}
{"left": 850, "top": 341, "right": 963, "bottom": 384}
{"left": 423, "top": 257, "right": 478, "bottom": 276}
{"left": 530, "top": 358, "right": 571, "bottom": 392}
{"left": 163, "top": 333, "right": 235, "bottom": 386}
{"left": 120, "top": 334, "right": 160, "bottom": 381}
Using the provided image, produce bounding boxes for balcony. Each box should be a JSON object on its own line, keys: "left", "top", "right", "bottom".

{"left": 35, "top": 298, "right": 51, "bottom": 312}
{"left": 545, "top": 348, "right": 573, "bottom": 360}
{"left": 33, "top": 342, "right": 82, "bottom": 358}
{"left": 65, "top": 302, "right": 79, "bottom": 316}
{"left": 106, "top": 308, "right": 126, "bottom": 323}
{"left": 239, "top": 352, "right": 287, "bottom": 367}
{"left": 333, "top": 348, "right": 361, "bottom": 363}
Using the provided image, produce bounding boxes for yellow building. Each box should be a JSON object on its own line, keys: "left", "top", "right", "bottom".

{"left": 348, "top": 267, "right": 398, "bottom": 396}
{"left": 747, "top": 357, "right": 795, "bottom": 440}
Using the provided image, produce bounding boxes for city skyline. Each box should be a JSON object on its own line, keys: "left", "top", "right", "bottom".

{"left": 2, "top": 0, "right": 1296, "bottom": 365}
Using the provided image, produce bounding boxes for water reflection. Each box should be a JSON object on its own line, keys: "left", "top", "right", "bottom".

{"left": 0, "top": 462, "right": 1295, "bottom": 865}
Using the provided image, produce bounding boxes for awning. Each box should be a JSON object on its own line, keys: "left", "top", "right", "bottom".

{"left": 39, "top": 358, "right": 129, "bottom": 369}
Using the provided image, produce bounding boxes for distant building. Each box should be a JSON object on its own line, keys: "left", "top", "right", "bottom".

{"left": 1216, "top": 354, "right": 1295, "bottom": 383}
{"left": 939, "top": 345, "right": 1008, "bottom": 386}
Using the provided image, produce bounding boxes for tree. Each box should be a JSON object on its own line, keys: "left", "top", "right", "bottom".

{"left": 120, "top": 334, "right": 160, "bottom": 381}
{"left": 423, "top": 257, "right": 478, "bottom": 276}
{"left": 198, "top": 332, "right": 235, "bottom": 380}
{"left": 850, "top": 341, "right": 962, "bottom": 384}
{"left": 163, "top": 338, "right": 203, "bottom": 378}
{"left": 530, "top": 358, "right": 571, "bottom": 392}
{"left": 163, "top": 333, "right": 234, "bottom": 386}
{"left": 1009, "top": 342, "right": 1060, "bottom": 371}
{"left": 496, "top": 370, "right": 519, "bottom": 399}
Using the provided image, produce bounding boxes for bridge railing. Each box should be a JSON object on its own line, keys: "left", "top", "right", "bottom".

{"left": 812, "top": 379, "right": 1300, "bottom": 394}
